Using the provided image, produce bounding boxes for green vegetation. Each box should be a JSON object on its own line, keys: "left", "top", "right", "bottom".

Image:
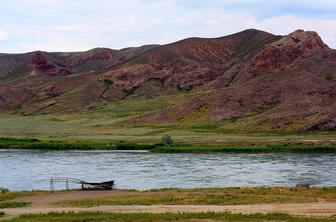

{"left": 152, "top": 144, "right": 336, "bottom": 153}
{"left": 0, "top": 188, "right": 9, "bottom": 193}
{"left": 2, "top": 137, "right": 336, "bottom": 153}
{"left": 2, "top": 212, "right": 336, "bottom": 222}
{"left": 0, "top": 138, "right": 155, "bottom": 150}
{"left": 1, "top": 92, "right": 336, "bottom": 146}
{"left": 1, "top": 93, "right": 336, "bottom": 151}
{"left": 0, "top": 190, "right": 32, "bottom": 209}
{"left": 3, "top": 188, "right": 336, "bottom": 221}
{"left": 161, "top": 135, "right": 174, "bottom": 146}
{"left": 0, "top": 202, "right": 30, "bottom": 209}
{"left": 326, "top": 72, "right": 334, "bottom": 81}
{"left": 0, "top": 191, "right": 33, "bottom": 202}
{"left": 55, "top": 187, "right": 336, "bottom": 207}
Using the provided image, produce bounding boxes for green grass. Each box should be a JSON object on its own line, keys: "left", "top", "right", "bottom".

{"left": 0, "top": 192, "right": 33, "bottom": 202}
{"left": 0, "top": 137, "right": 156, "bottom": 150}
{"left": 1, "top": 112, "right": 336, "bottom": 147}
{"left": 1, "top": 91, "right": 336, "bottom": 149}
{"left": 0, "top": 191, "right": 32, "bottom": 209}
{"left": 2, "top": 137, "right": 336, "bottom": 153}
{"left": 1, "top": 92, "right": 336, "bottom": 146}
{"left": 0, "top": 202, "right": 30, "bottom": 209}
{"left": 55, "top": 187, "right": 336, "bottom": 207}
{"left": 2, "top": 212, "right": 336, "bottom": 222}
{"left": 152, "top": 144, "right": 336, "bottom": 153}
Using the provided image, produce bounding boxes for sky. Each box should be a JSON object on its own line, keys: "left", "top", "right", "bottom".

{"left": 1, "top": 0, "right": 336, "bottom": 53}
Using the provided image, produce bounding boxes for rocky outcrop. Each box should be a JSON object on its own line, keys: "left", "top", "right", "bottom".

{"left": 0, "top": 45, "right": 158, "bottom": 81}
{"left": 249, "top": 30, "right": 329, "bottom": 74}
{"left": 26, "top": 52, "right": 71, "bottom": 76}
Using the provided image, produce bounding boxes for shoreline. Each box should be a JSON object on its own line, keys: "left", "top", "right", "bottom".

{"left": 2, "top": 137, "right": 336, "bottom": 153}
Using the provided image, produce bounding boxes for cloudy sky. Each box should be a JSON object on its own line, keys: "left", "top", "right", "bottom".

{"left": 1, "top": 0, "right": 336, "bottom": 53}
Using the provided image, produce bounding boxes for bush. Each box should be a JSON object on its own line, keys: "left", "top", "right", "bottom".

{"left": 0, "top": 202, "right": 30, "bottom": 209}
{"left": 0, "top": 188, "right": 9, "bottom": 194}
{"left": 326, "top": 73, "right": 334, "bottom": 81}
{"left": 161, "top": 135, "right": 173, "bottom": 147}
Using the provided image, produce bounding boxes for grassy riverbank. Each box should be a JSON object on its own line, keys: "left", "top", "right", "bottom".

{"left": 0, "top": 190, "right": 39, "bottom": 209}
{"left": 55, "top": 187, "right": 336, "bottom": 207}
{"left": 2, "top": 137, "right": 336, "bottom": 153}
{"left": 0, "top": 191, "right": 34, "bottom": 202}
{"left": 0, "top": 138, "right": 155, "bottom": 150}
{"left": 2, "top": 212, "right": 336, "bottom": 222}
{"left": 1, "top": 106, "right": 336, "bottom": 146}
{"left": 2, "top": 188, "right": 336, "bottom": 221}
{"left": 4, "top": 187, "right": 336, "bottom": 207}
{"left": 152, "top": 144, "right": 336, "bottom": 153}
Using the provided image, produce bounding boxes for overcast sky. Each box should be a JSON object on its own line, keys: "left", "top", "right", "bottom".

{"left": 1, "top": 0, "right": 336, "bottom": 53}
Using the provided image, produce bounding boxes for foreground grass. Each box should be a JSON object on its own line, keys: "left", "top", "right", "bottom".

{"left": 2, "top": 212, "right": 336, "bottom": 222}
{"left": 0, "top": 202, "right": 30, "bottom": 209}
{"left": 0, "top": 191, "right": 34, "bottom": 209}
{"left": 56, "top": 187, "right": 336, "bottom": 207}
{"left": 0, "top": 192, "right": 33, "bottom": 202}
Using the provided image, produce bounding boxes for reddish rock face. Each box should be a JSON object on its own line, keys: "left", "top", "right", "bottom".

{"left": 26, "top": 52, "right": 71, "bottom": 76}
{"left": 249, "top": 30, "right": 329, "bottom": 74}
{"left": 99, "top": 64, "right": 168, "bottom": 91}
{"left": 67, "top": 48, "right": 119, "bottom": 70}
{"left": 43, "top": 86, "right": 62, "bottom": 98}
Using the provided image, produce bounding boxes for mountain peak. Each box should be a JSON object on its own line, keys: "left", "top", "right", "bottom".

{"left": 249, "top": 29, "right": 329, "bottom": 74}
{"left": 278, "top": 29, "right": 329, "bottom": 49}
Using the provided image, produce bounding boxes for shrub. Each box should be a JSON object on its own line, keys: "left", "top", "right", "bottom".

{"left": 161, "top": 135, "right": 173, "bottom": 147}
{"left": 326, "top": 73, "right": 334, "bottom": 81}
{"left": 0, "top": 188, "right": 9, "bottom": 194}
{"left": 103, "top": 79, "right": 113, "bottom": 86}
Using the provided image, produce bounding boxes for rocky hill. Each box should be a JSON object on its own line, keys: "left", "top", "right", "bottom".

{"left": 0, "top": 29, "right": 335, "bottom": 131}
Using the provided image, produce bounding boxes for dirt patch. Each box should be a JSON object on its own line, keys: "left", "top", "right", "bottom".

{"left": 3, "top": 203, "right": 336, "bottom": 218}
{"left": 14, "top": 190, "right": 126, "bottom": 207}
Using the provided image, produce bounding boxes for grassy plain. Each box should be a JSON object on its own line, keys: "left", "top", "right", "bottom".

{"left": 0, "top": 94, "right": 336, "bottom": 151}
{"left": 55, "top": 187, "right": 336, "bottom": 207}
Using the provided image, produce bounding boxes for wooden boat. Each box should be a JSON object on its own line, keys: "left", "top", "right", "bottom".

{"left": 81, "top": 180, "right": 115, "bottom": 190}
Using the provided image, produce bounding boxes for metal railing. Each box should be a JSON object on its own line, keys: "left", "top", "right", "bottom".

{"left": 50, "top": 177, "right": 85, "bottom": 191}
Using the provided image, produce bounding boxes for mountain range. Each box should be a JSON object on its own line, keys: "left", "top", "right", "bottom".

{"left": 1, "top": 29, "right": 336, "bottom": 131}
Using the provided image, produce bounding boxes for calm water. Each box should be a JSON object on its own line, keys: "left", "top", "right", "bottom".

{"left": 1, "top": 149, "right": 336, "bottom": 191}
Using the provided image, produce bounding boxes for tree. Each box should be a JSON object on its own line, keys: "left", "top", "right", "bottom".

{"left": 161, "top": 135, "right": 173, "bottom": 147}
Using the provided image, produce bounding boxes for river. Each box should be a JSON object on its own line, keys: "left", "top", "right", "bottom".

{"left": 1, "top": 149, "right": 335, "bottom": 191}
